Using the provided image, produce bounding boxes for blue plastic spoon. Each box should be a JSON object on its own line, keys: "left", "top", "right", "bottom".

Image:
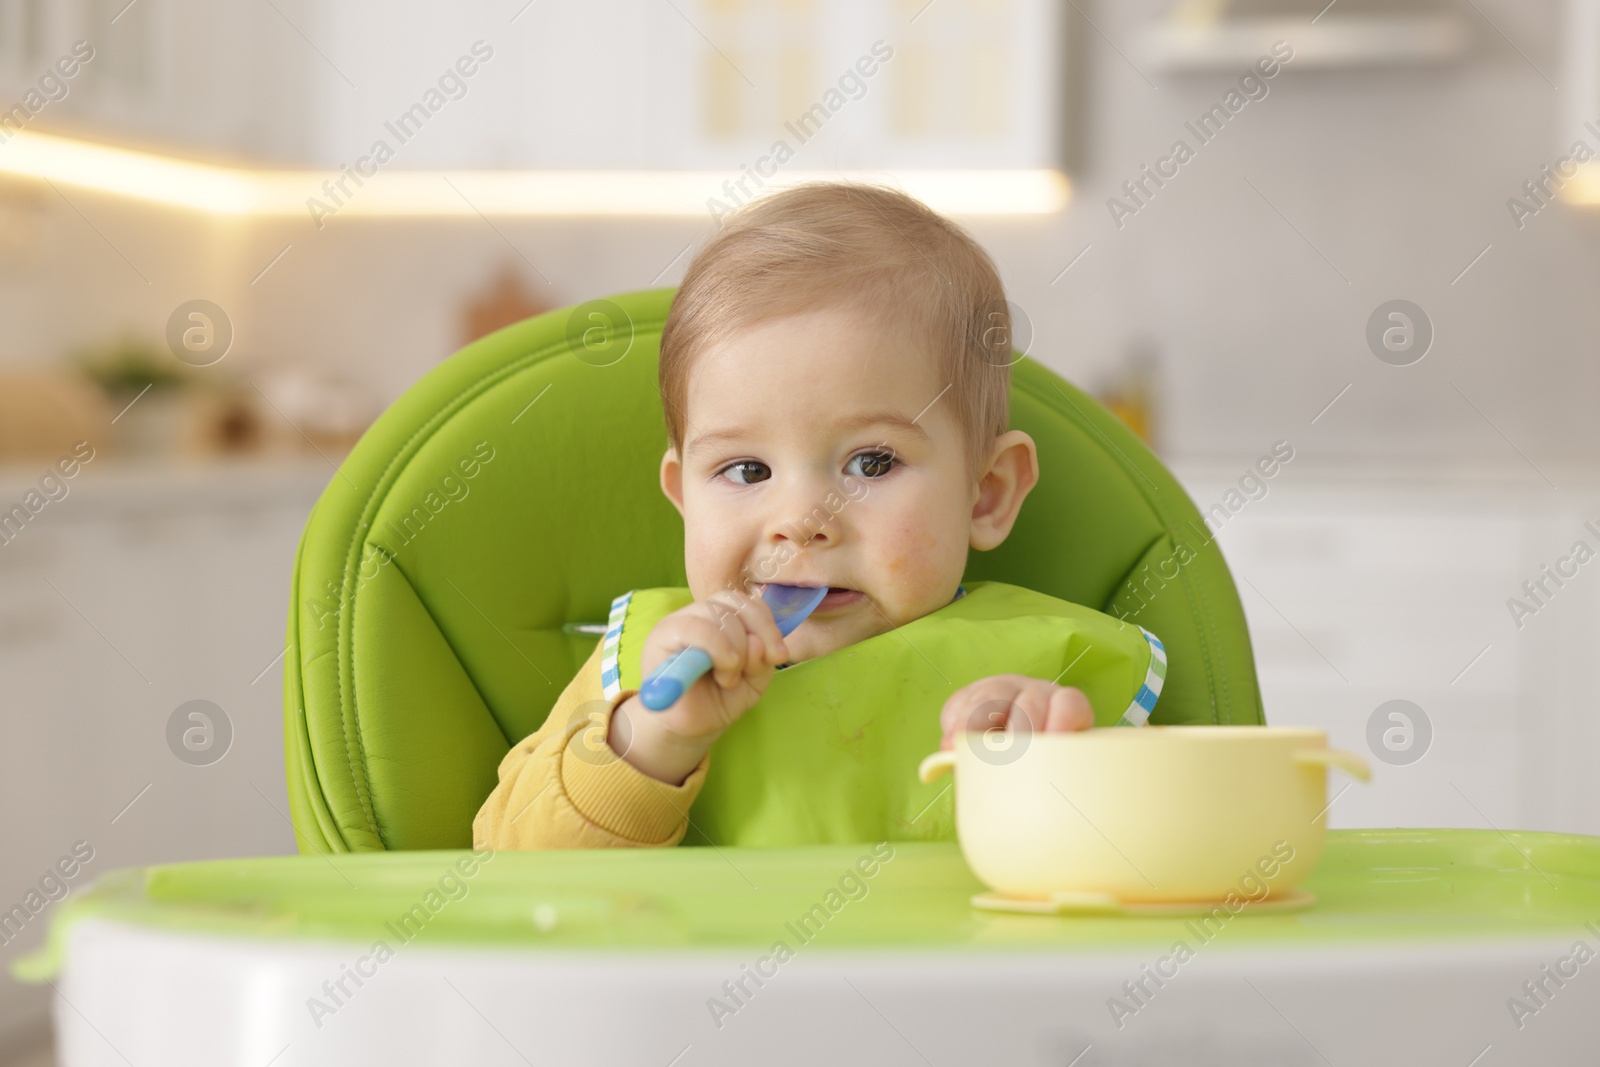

{"left": 638, "top": 584, "right": 829, "bottom": 711}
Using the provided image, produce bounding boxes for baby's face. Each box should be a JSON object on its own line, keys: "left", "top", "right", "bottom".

{"left": 661, "top": 305, "right": 979, "bottom": 663}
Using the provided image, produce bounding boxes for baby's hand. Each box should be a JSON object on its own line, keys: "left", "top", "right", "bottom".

{"left": 938, "top": 674, "right": 1094, "bottom": 751}
{"left": 608, "top": 590, "right": 788, "bottom": 784}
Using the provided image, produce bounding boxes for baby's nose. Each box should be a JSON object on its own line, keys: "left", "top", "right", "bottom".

{"left": 765, "top": 481, "right": 842, "bottom": 547}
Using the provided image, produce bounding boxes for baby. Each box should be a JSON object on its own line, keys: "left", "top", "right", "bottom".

{"left": 475, "top": 183, "right": 1158, "bottom": 851}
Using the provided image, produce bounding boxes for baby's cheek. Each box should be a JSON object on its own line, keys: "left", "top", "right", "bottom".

{"left": 684, "top": 527, "right": 744, "bottom": 596}
{"left": 882, "top": 525, "right": 955, "bottom": 603}
{"left": 885, "top": 530, "right": 927, "bottom": 580}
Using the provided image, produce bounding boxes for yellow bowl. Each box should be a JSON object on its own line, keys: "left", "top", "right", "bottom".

{"left": 918, "top": 726, "right": 1370, "bottom": 907}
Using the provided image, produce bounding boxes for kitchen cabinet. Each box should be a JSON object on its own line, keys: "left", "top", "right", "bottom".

{"left": 16, "top": 0, "right": 1067, "bottom": 170}
{"left": 0, "top": 459, "right": 323, "bottom": 1047}
{"left": 4, "top": 0, "right": 314, "bottom": 162}
{"left": 1173, "top": 462, "right": 1600, "bottom": 838}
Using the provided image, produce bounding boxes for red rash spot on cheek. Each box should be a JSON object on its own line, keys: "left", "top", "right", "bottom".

{"left": 883, "top": 526, "right": 938, "bottom": 593}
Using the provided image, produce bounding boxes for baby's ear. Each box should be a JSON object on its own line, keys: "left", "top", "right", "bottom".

{"left": 970, "top": 430, "right": 1039, "bottom": 551}
{"left": 659, "top": 446, "right": 687, "bottom": 517}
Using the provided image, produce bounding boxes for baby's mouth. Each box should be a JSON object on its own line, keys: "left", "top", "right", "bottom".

{"left": 811, "top": 586, "right": 864, "bottom": 612}
{"left": 757, "top": 582, "right": 865, "bottom": 614}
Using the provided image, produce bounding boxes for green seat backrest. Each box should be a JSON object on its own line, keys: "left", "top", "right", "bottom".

{"left": 283, "top": 289, "right": 1264, "bottom": 853}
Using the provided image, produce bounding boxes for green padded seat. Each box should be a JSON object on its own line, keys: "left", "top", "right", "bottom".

{"left": 283, "top": 288, "right": 1264, "bottom": 854}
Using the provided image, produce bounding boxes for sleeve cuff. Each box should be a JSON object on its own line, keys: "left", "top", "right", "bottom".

{"left": 559, "top": 692, "right": 710, "bottom": 844}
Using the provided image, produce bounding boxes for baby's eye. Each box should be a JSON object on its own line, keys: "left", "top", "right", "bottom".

{"left": 721, "top": 460, "right": 771, "bottom": 485}
{"left": 846, "top": 449, "right": 896, "bottom": 479}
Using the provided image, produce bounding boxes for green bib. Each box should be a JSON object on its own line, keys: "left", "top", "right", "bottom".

{"left": 598, "top": 581, "right": 1165, "bottom": 847}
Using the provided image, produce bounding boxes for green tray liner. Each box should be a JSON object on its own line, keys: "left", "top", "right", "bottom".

{"left": 17, "top": 829, "right": 1600, "bottom": 982}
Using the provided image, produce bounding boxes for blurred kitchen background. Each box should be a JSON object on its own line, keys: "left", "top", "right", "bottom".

{"left": 4, "top": 0, "right": 1600, "bottom": 1056}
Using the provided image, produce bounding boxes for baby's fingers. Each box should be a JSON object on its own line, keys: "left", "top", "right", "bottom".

{"left": 939, "top": 677, "right": 1025, "bottom": 747}
{"left": 708, "top": 620, "right": 758, "bottom": 689}
{"left": 1007, "top": 683, "right": 1094, "bottom": 734}
{"left": 691, "top": 613, "right": 775, "bottom": 689}
{"left": 707, "top": 620, "right": 758, "bottom": 690}
{"left": 659, "top": 614, "right": 748, "bottom": 690}
{"left": 1045, "top": 686, "right": 1094, "bottom": 732}
{"left": 709, "top": 590, "right": 787, "bottom": 666}
{"left": 939, "top": 677, "right": 1094, "bottom": 751}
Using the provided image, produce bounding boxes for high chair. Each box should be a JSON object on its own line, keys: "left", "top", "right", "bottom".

{"left": 27, "top": 292, "right": 1600, "bottom": 1066}
{"left": 281, "top": 287, "right": 1266, "bottom": 852}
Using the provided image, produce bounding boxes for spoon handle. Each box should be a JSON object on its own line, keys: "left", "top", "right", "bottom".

{"left": 638, "top": 647, "right": 714, "bottom": 711}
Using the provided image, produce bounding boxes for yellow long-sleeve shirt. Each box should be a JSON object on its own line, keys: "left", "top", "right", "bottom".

{"left": 472, "top": 640, "right": 710, "bottom": 850}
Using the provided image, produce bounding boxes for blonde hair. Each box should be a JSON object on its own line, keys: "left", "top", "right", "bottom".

{"left": 659, "top": 182, "right": 1014, "bottom": 475}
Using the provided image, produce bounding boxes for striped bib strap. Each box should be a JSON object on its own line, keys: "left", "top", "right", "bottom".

{"left": 598, "top": 591, "right": 633, "bottom": 701}
{"left": 1115, "top": 628, "right": 1166, "bottom": 728}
